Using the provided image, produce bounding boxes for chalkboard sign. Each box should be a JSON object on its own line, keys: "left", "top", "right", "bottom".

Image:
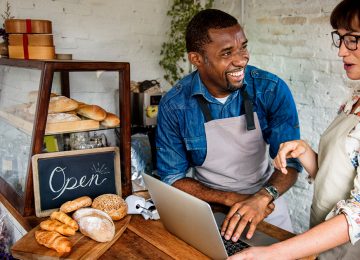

{"left": 32, "top": 147, "right": 121, "bottom": 217}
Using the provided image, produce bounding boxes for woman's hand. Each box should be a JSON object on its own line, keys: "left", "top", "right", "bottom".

{"left": 273, "top": 140, "right": 309, "bottom": 174}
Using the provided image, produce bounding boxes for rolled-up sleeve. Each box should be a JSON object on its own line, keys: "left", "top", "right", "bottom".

{"left": 326, "top": 167, "right": 360, "bottom": 244}
{"left": 156, "top": 101, "right": 188, "bottom": 185}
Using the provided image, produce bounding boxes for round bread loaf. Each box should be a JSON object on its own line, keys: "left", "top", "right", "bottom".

{"left": 92, "top": 194, "right": 128, "bottom": 221}
{"left": 47, "top": 113, "right": 81, "bottom": 123}
{"left": 100, "top": 113, "right": 120, "bottom": 127}
{"left": 48, "top": 96, "right": 79, "bottom": 113}
{"left": 76, "top": 104, "right": 107, "bottom": 121}
{"left": 73, "top": 208, "right": 115, "bottom": 242}
{"left": 60, "top": 196, "right": 92, "bottom": 213}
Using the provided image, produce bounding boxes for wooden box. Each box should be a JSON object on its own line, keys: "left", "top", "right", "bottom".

{"left": 8, "top": 45, "right": 55, "bottom": 60}
{"left": 5, "top": 19, "right": 52, "bottom": 34}
{"left": 9, "top": 34, "right": 54, "bottom": 46}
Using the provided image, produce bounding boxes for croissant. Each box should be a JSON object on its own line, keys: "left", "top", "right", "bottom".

{"left": 40, "top": 219, "right": 76, "bottom": 236}
{"left": 35, "top": 230, "right": 72, "bottom": 253}
{"left": 50, "top": 211, "right": 79, "bottom": 231}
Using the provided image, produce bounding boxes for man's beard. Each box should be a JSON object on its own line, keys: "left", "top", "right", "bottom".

{"left": 225, "top": 77, "right": 242, "bottom": 92}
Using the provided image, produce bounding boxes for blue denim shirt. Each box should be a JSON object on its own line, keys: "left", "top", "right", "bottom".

{"left": 156, "top": 65, "right": 302, "bottom": 185}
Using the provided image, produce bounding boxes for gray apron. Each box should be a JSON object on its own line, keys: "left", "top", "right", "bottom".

{"left": 312, "top": 112, "right": 360, "bottom": 259}
{"left": 194, "top": 93, "right": 293, "bottom": 232}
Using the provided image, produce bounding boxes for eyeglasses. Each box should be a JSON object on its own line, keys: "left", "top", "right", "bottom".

{"left": 331, "top": 31, "right": 360, "bottom": 51}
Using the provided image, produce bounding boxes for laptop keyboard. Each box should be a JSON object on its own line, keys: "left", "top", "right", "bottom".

{"left": 221, "top": 236, "right": 250, "bottom": 256}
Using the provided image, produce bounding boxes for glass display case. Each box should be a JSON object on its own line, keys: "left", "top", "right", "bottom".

{"left": 0, "top": 58, "right": 132, "bottom": 216}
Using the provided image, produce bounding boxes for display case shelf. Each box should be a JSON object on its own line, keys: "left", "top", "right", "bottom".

{"left": 0, "top": 58, "right": 132, "bottom": 216}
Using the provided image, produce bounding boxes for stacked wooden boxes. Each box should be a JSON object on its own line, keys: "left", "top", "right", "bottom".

{"left": 5, "top": 19, "right": 55, "bottom": 60}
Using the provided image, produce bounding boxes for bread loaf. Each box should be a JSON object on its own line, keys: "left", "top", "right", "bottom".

{"left": 48, "top": 96, "right": 79, "bottom": 113}
{"left": 60, "top": 196, "right": 92, "bottom": 213}
{"left": 100, "top": 113, "right": 120, "bottom": 127}
{"left": 35, "top": 230, "right": 72, "bottom": 253}
{"left": 28, "top": 90, "right": 57, "bottom": 103}
{"left": 40, "top": 219, "right": 76, "bottom": 236}
{"left": 76, "top": 105, "right": 107, "bottom": 121}
{"left": 92, "top": 194, "right": 128, "bottom": 221}
{"left": 47, "top": 113, "right": 81, "bottom": 123}
{"left": 73, "top": 208, "right": 115, "bottom": 242}
{"left": 50, "top": 211, "right": 79, "bottom": 230}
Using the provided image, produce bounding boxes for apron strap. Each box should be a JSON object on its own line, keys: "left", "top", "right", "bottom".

{"left": 241, "top": 88, "right": 256, "bottom": 131}
{"left": 196, "top": 90, "right": 256, "bottom": 131}
{"left": 196, "top": 95, "right": 212, "bottom": 122}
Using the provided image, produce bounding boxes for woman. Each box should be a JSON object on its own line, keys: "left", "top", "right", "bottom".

{"left": 229, "top": 0, "right": 360, "bottom": 259}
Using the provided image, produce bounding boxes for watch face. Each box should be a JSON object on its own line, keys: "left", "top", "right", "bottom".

{"left": 265, "top": 185, "right": 279, "bottom": 200}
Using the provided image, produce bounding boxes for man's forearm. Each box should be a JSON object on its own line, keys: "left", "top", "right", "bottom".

{"left": 172, "top": 177, "right": 249, "bottom": 207}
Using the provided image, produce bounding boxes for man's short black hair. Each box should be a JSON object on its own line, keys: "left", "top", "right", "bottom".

{"left": 186, "top": 9, "right": 238, "bottom": 53}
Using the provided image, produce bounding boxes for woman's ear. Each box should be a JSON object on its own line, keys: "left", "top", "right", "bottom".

{"left": 188, "top": 52, "right": 203, "bottom": 67}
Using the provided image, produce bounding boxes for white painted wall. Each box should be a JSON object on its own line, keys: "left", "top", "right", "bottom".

{"left": 0, "top": 0, "right": 353, "bottom": 234}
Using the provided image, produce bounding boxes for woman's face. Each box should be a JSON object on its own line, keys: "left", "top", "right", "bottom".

{"left": 337, "top": 28, "right": 360, "bottom": 80}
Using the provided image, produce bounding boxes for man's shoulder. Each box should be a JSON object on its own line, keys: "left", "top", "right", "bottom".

{"left": 245, "top": 65, "right": 281, "bottom": 84}
{"left": 160, "top": 72, "right": 196, "bottom": 108}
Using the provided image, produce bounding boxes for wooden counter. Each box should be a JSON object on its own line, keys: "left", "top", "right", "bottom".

{"left": 3, "top": 193, "right": 315, "bottom": 260}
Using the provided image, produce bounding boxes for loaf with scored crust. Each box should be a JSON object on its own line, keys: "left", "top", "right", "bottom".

{"left": 92, "top": 194, "right": 128, "bottom": 221}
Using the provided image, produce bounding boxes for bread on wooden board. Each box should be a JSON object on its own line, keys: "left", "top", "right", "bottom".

{"left": 76, "top": 104, "right": 107, "bottom": 121}
{"left": 50, "top": 211, "right": 79, "bottom": 230}
{"left": 39, "top": 219, "right": 76, "bottom": 236}
{"left": 73, "top": 208, "right": 115, "bottom": 242}
{"left": 60, "top": 196, "right": 92, "bottom": 213}
{"left": 92, "top": 194, "right": 128, "bottom": 221}
{"left": 35, "top": 230, "right": 72, "bottom": 253}
{"left": 100, "top": 113, "right": 120, "bottom": 127}
{"left": 48, "top": 96, "right": 79, "bottom": 113}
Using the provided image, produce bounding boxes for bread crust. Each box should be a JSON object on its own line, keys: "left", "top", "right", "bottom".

{"left": 50, "top": 211, "right": 79, "bottom": 230}
{"left": 101, "top": 113, "right": 120, "bottom": 127}
{"left": 91, "top": 194, "right": 128, "bottom": 221}
{"left": 47, "top": 113, "right": 81, "bottom": 123}
{"left": 48, "top": 96, "right": 79, "bottom": 113}
{"left": 60, "top": 196, "right": 92, "bottom": 213}
{"left": 76, "top": 104, "right": 107, "bottom": 121}
{"left": 40, "top": 219, "right": 76, "bottom": 236}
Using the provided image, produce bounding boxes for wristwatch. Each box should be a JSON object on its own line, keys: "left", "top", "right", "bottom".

{"left": 264, "top": 185, "right": 279, "bottom": 201}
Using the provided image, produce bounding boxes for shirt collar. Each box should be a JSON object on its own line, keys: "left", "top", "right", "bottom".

{"left": 190, "top": 70, "right": 248, "bottom": 103}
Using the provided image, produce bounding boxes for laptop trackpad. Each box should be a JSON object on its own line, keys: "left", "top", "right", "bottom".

{"left": 213, "top": 212, "right": 278, "bottom": 246}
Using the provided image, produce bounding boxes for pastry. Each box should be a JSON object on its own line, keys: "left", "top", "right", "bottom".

{"left": 92, "top": 194, "right": 128, "bottom": 221}
{"left": 48, "top": 96, "right": 79, "bottom": 113}
{"left": 35, "top": 230, "right": 72, "bottom": 253}
{"left": 60, "top": 196, "right": 92, "bottom": 213}
{"left": 40, "top": 219, "right": 76, "bottom": 236}
{"left": 50, "top": 211, "right": 79, "bottom": 230}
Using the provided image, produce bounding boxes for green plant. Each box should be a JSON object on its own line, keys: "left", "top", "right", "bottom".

{"left": 159, "top": 0, "right": 213, "bottom": 85}
{"left": 0, "top": 1, "right": 14, "bottom": 43}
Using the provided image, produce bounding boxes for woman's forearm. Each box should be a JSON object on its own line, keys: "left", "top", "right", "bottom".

{"left": 269, "top": 214, "right": 349, "bottom": 259}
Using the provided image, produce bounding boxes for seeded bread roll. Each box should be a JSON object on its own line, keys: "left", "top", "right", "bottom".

{"left": 76, "top": 104, "right": 107, "bottom": 121}
{"left": 100, "top": 113, "right": 120, "bottom": 127}
{"left": 60, "top": 196, "right": 92, "bottom": 213}
{"left": 48, "top": 96, "right": 79, "bottom": 113}
{"left": 91, "top": 194, "right": 128, "bottom": 221}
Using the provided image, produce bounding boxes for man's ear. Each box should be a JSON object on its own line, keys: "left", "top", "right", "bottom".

{"left": 188, "top": 52, "right": 203, "bottom": 67}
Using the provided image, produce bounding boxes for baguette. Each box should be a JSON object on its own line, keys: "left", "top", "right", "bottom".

{"left": 60, "top": 196, "right": 92, "bottom": 213}
{"left": 100, "top": 113, "right": 120, "bottom": 127}
{"left": 35, "top": 230, "right": 72, "bottom": 253}
{"left": 50, "top": 211, "right": 79, "bottom": 230}
{"left": 40, "top": 219, "right": 76, "bottom": 236}
{"left": 76, "top": 104, "right": 107, "bottom": 121}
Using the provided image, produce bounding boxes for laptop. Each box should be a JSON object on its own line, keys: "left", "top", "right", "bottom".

{"left": 142, "top": 173, "right": 278, "bottom": 260}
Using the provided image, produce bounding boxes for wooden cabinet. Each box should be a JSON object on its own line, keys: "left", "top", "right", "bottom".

{"left": 0, "top": 58, "right": 132, "bottom": 216}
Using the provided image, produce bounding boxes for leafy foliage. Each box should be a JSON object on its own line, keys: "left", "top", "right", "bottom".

{"left": 0, "top": 1, "right": 14, "bottom": 42}
{"left": 159, "top": 0, "right": 213, "bottom": 85}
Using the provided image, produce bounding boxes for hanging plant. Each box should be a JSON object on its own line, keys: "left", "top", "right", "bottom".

{"left": 1, "top": 1, "right": 14, "bottom": 43}
{"left": 159, "top": 0, "right": 213, "bottom": 85}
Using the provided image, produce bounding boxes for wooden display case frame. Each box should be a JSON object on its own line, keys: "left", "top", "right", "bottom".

{"left": 0, "top": 58, "right": 132, "bottom": 216}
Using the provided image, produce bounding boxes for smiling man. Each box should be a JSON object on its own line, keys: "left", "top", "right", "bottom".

{"left": 156, "top": 9, "right": 302, "bottom": 242}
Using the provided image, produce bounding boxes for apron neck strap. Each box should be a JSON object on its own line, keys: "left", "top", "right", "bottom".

{"left": 196, "top": 95, "right": 212, "bottom": 122}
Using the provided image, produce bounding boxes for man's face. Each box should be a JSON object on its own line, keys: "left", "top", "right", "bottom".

{"left": 191, "top": 24, "right": 250, "bottom": 97}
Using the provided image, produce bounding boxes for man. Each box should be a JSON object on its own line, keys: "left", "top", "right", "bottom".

{"left": 156, "top": 9, "right": 302, "bottom": 242}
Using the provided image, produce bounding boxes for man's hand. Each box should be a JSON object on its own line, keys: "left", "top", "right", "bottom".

{"left": 221, "top": 190, "right": 275, "bottom": 242}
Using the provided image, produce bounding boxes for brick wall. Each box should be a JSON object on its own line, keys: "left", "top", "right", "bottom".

{"left": 0, "top": 0, "right": 351, "bottom": 233}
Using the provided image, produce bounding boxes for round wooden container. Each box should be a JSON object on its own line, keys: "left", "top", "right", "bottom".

{"left": 8, "top": 45, "right": 55, "bottom": 60}
{"left": 5, "top": 19, "right": 52, "bottom": 34}
{"left": 8, "top": 34, "right": 54, "bottom": 46}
